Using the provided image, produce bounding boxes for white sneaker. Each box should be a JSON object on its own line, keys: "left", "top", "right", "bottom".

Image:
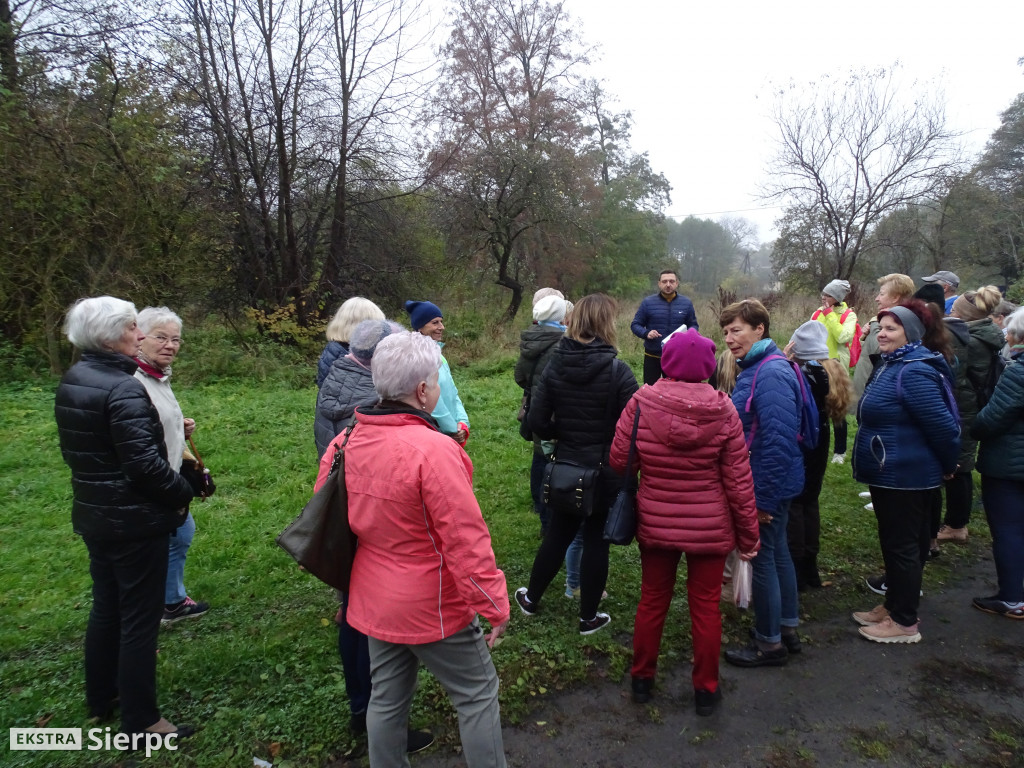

{"left": 864, "top": 502, "right": 874, "bottom": 511}
{"left": 831, "top": 453, "right": 845, "bottom": 465}
{"left": 858, "top": 491, "right": 872, "bottom": 499}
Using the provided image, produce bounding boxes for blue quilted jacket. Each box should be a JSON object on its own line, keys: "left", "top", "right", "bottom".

{"left": 971, "top": 350, "right": 1024, "bottom": 482}
{"left": 730, "top": 340, "right": 805, "bottom": 512}
{"left": 630, "top": 292, "right": 699, "bottom": 355}
{"left": 853, "top": 344, "right": 960, "bottom": 489}
{"left": 316, "top": 340, "right": 347, "bottom": 388}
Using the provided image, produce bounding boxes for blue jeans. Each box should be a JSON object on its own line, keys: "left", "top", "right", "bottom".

{"left": 751, "top": 500, "right": 799, "bottom": 643}
{"left": 165, "top": 511, "right": 195, "bottom": 604}
{"left": 337, "top": 594, "right": 372, "bottom": 715}
{"left": 981, "top": 475, "right": 1024, "bottom": 603}
{"left": 565, "top": 528, "right": 583, "bottom": 590}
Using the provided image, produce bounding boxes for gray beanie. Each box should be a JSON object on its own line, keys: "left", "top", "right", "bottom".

{"left": 350, "top": 319, "right": 403, "bottom": 364}
{"left": 822, "top": 279, "right": 851, "bottom": 302}
{"left": 790, "top": 321, "right": 830, "bottom": 361}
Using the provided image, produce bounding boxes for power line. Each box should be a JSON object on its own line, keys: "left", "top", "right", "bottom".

{"left": 663, "top": 204, "right": 785, "bottom": 220}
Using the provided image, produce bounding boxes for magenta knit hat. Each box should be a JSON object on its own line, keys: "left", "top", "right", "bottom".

{"left": 661, "top": 329, "right": 716, "bottom": 382}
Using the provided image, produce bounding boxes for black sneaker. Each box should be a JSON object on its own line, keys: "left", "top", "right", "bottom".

{"left": 865, "top": 575, "right": 922, "bottom": 597}
{"left": 406, "top": 729, "right": 434, "bottom": 754}
{"left": 514, "top": 587, "right": 537, "bottom": 616}
{"left": 694, "top": 688, "right": 721, "bottom": 717}
{"left": 579, "top": 612, "right": 611, "bottom": 635}
{"left": 162, "top": 597, "right": 209, "bottom": 624}
{"left": 631, "top": 677, "right": 653, "bottom": 704}
{"left": 865, "top": 575, "right": 888, "bottom": 595}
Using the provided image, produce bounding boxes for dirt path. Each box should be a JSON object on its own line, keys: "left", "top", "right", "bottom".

{"left": 411, "top": 548, "right": 1024, "bottom": 768}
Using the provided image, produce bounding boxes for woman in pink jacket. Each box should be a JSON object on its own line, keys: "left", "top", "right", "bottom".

{"left": 317, "top": 331, "right": 510, "bottom": 768}
{"left": 610, "top": 329, "right": 759, "bottom": 717}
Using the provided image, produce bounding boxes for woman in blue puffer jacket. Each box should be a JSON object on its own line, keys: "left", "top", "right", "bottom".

{"left": 852, "top": 300, "right": 960, "bottom": 644}
{"left": 719, "top": 299, "right": 805, "bottom": 669}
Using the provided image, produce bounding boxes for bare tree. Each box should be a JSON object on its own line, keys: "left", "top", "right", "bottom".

{"left": 426, "top": 0, "right": 591, "bottom": 321}
{"left": 764, "top": 66, "right": 962, "bottom": 280}
{"left": 321, "top": 0, "right": 432, "bottom": 303}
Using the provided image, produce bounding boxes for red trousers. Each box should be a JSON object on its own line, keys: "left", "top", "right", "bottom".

{"left": 631, "top": 546, "right": 726, "bottom": 693}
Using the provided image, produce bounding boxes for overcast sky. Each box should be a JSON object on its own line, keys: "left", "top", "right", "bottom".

{"left": 559, "top": 0, "right": 1024, "bottom": 243}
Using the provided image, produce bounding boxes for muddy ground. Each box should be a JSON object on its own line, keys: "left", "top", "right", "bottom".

{"left": 404, "top": 542, "right": 1024, "bottom": 768}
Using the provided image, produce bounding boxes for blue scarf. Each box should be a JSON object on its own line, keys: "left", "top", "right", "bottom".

{"left": 882, "top": 339, "right": 922, "bottom": 362}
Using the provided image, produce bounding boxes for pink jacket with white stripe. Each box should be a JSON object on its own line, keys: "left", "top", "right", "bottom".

{"left": 609, "top": 380, "right": 759, "bottom": 556}
{"left": 315, "top": 407, "right": 509, "bottom": 644}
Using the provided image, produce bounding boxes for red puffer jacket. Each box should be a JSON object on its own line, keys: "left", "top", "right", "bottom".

{"left": 610, "top": 380, "right": 759, "bottom": 555}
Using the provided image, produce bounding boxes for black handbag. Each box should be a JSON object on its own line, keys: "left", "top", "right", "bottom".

{"left": 542, "top": 459, "right": 600, "bottom": 517}
{"left": 604, "top": 404, "right": 641, "bottom": 545}
{"left": 276, "top": 420, "right": 357, "bottom": 591}
{"left": 517, "top": 388, "right": 533, "bottom": 441}
{"left": 180, "top": 436, "right": 216, "bottom": 500}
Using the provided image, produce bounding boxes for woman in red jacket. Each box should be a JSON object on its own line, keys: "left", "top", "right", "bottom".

{"left": 317, "top": 331, "right": 510, "bottom": 768}
{"left": 610, "top": 329, "right": 759, "bottom": 716}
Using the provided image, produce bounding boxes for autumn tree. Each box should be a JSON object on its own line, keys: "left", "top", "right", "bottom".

{"left": 426, "top": 0, "right": 591, "bottom": 320}
{"left": 764, "top": 67, "right": 962, "bottom": 281}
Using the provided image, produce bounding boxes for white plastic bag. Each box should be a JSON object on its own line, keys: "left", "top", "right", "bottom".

{"left": 733, "top": 558, "right": 753, "bottom": 611}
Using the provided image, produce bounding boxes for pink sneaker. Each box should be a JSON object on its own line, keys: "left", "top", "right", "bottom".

{"left": 858, "top": 617, "right": 920, "bottom": 644}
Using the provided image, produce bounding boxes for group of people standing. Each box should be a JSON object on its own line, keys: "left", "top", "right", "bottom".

{"left": 53, "top": 268, "right": 1024, "bottom": 763}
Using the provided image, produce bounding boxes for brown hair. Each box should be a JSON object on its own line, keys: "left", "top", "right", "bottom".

{"left": 566, "top": 293, "right": 617, "bottom": 348}
{"left": 719, "top": 298, "right": 771, "bottom": 339}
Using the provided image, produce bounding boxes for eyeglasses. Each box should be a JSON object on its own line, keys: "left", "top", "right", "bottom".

{"left": 151, "top": 335, "right": 183, "bottom": 347}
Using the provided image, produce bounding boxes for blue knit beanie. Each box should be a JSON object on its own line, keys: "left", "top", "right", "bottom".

{"left": 404, "top": 300, "right": 443, "bottom": 331}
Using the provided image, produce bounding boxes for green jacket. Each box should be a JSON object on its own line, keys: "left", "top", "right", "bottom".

{"left": 971, "top": 351, "right": 1024, "bottom": 481}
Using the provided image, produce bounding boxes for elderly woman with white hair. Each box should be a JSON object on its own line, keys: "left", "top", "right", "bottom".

{"left": 55, "top": 296, "right": 197, "bottom": 739}
{"left": 316, "top": 331, "right": 509, "bottom": 768}
{"left": 133, "top": 306, "right": 208, "bottom": 624}
{"left": 970, "top": 306, "right": 1024, "bottom": 619}
{"left": 317, "top": 297, "right": 386, "bottom": 388}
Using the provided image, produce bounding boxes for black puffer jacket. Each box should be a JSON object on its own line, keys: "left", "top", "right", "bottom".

{"left": 55, "top": 351, "right": 194, "bottom": 541}
{"left": 314, "top": 355, "right": 377, "bottom": 458}
{"left": 527, "top": 338, "right": 638, "bottom": 503}
{"left": 514, "top": 325, "right": 563, "bottom": 391}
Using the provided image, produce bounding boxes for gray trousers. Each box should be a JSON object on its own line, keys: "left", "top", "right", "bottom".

{"left": 367, "top": 618, "right": 506, "bottom": 768}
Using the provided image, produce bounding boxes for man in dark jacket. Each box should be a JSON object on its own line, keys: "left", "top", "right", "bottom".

{"left": 631, "top": 270, "right": 699, "bottom": 385}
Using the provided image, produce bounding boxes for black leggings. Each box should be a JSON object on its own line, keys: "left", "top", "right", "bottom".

{"left": 527, "top": 507, "right": 610, "bottom": 620}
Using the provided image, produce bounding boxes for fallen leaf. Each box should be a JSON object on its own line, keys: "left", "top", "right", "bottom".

{"left": 269, "top": 741, "right": 282, "bottom": 757}
{"left": 36, "top": 713, "right": 54, "bottom": 727}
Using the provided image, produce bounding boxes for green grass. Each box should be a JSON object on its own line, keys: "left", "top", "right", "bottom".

{"left": 0, "top": 316, "right": 989, "bottom": 767}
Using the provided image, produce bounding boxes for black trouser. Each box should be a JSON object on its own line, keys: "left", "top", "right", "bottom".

{"left": 83, "top": 534, "right": 169, "bottom": 733}
{"left": 833, "top": 417, "right": 848, "bottom": 455}
{"left": 527, "top": 505, "right": 610, "bottom": 621}
{"left": 642, "top": 354, "right": 662, "bottom": 386}
{"left": 870, "top": 487, "right": 931, "bottom": 627}
{"left": 943, "top": 471, "right": 974, "bottom": 529}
